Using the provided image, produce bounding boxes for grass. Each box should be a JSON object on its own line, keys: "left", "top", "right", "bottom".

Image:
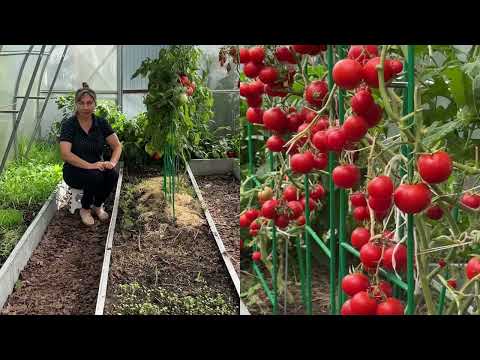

{"left": 0, "top": 139, "right": 62, "bottom": 209}
{"left": 0, "top": 226, "right": 25, "bottom": 264}
{"left": 0, "top": 209, "right": 23, "bottom": 228}
{"left": 0, "top": 139, "right": 62, "bottom": 266}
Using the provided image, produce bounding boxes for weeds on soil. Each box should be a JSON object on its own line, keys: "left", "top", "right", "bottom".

{"left": 112, "top": 282, "right": 236, "bottom": 315}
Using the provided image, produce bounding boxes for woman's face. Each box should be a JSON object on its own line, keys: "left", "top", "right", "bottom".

{"left": 76, "top": 94, "right": 95, "bottom": 116}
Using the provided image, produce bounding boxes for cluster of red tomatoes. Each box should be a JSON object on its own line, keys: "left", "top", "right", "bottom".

{"left": 178, "top": 74, "right": 196, "bottom": 96}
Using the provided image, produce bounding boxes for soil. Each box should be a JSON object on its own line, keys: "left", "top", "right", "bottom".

{"left": 23, "top": 205, "right": 43, "bottom": 228}
{"left": 241, "top": 256, "right": 331, "bottom": 315}
{"left": 103, "top": 169, "right": 239, "bottom": 315}
{"left": 1, "top": 198, "right": 113, "bottom": 315}
{"left": 195, "top": 175, "right": 240, "bottom": 276}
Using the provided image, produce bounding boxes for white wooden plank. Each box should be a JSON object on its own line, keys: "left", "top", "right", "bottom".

{"left": 0, "top": 186, "right": 59, "bottom": 309}
{"left": 95, "top": 167, "right": 124, "bottom": 315}
{"left": 185, "top": 162, "right": 241, "bottom": 297}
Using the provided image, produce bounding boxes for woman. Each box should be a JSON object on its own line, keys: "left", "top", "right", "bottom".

{"left": 59, "top": 83, "right": 122, "bottom": 226}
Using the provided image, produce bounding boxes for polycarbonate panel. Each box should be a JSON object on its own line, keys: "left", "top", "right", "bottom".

{"left": 0, "top": 114, "right": 13, "bottom": 163}
{"left": 210, "top": 91, "right": 239, "bottom": 136}
{"left": 0, "top": 46, "right": 49, "bottom": 163}
{"left": 122, "top": 45, "right": 167, "bottom": 90}
{"left": 122, "top": 93, "right": 146, "bottom": 119}
{"left": 41, "top": 45, "right": 117, "bottom": 92}
{"left": 197, "top": 45, "right": 239, "bottom": 90}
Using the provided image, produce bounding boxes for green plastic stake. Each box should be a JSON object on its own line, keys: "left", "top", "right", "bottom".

{"left": 327, "top": 44, "right": 337, "bottom": 315}
{"left": 268, "top": 150, "right": 278, "bottom": 315}
{"left": 252, "top": 262, "right": 275, "bottom": 305}
{"left": 295, "top": 236, "right": 307, "bottom": 307}
{"left": 304, "top": 174, "right": 312, "bottom": 314}
{"left": 337, "top": 44, "right": 348, "bottom": 312}
{"left": 247, "top": 123, "right": 255, "bottom": 179}
{"left": 405, "top": 45, "right": 416, "bottom": 315}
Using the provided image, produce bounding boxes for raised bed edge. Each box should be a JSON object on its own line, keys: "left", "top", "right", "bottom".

{"left": 188, "top": 158, "right": 234, "bottom": 177}
{"left": 0, "top": 186, "right": 60, "bottom": 309}
{"left": 185, "top": 161, "right": 249, "bottom": 315}
{"left": 95, "top": 166, "right": 124, "bottom": 315}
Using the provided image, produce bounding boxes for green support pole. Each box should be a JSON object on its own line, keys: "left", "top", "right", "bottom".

{"left": 395, "top": 75, "right": 410, "bottom": 303}
{"left": 171, "top": 148, "right": 175, "bottom": 219}
{"left": 271, "top": 224, "right": 278, "bottom": 314}
{"left": 247, "top": 123, "right": 255, "bottom": 179}
{"left": 337, "top": 45, "right": 347, "bottom": 312}
{"left": 295, "top": 236, "right": 307, "bottom": 307}
{"left": 327, "top": 44, "right": 337, "bottom": 315}
{"left": 304, "top": 174, "right": 312, "bottom": 314}
{"left": 437, "top": 285, "right": 447, "bottom": 315}
{"left": 405, "top": 45, "right": 416, "bottom": 315}
{"left": 163, "top": 152, "right": 167, "bottom": 196}
{"left": 269, "top": 150, "right": 278, "bottom": 315}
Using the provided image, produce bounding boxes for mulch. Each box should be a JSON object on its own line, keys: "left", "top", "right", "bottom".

{"left": 195, "top": 175, "right": 240, "bottom": 277}
{"left": 1, "top": 200, "right": 112, "bottom": 315}
{"left": 103, "top": 169, "right": 239, "bottom": 315}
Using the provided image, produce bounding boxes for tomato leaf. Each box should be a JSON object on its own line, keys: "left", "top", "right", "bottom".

{"left": 442, "top": 66, "right": 473, "bottom": 108}
{"left": 422, "top": 120, "right": 464, "bottom": 148}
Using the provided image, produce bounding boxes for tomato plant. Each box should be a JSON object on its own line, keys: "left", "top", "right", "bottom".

{"left": 240, "top": 44, "right": 480, "bottom": 316}
{"left": 132, "top": 46, "right": 214, "bottom": 162}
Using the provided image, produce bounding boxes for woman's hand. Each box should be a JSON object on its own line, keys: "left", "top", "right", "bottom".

{"left": 103, "top": 161, "right": 117, "bottom": 170}
{"left": 90, "top": 161, "right": 107, "bottom": 171}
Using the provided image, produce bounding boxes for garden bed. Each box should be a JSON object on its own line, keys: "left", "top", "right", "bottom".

{"left": 195, "top": 175, "right": 240, "bottom": 276}
{"left": 103, "top": 168, "right": 239, "bottom": 315}
{"left": 0, "top": 191, "right": 113, "bottom": 315}
{"left": 241, "top": 257, "right": 330, "bottom": 315}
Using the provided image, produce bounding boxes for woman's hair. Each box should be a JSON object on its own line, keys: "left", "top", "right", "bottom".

{"left": 75, "top": 82, "right": 97, "bottom": 103}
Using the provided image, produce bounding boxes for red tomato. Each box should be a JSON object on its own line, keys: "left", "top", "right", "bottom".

{"left": 351, "top": 227, "right": 371, "bottom": 249}
{"left": 382, "top": 244, "right": 408, "bottom": 271}
{"left": 466, "top": 257, "right": 480, "bottom": 280}
{"left": 417, "top": 151, "right": 453, "bottom": 184}
{"left": 353, "top": 206, "right": 370, "bottom": 222}
{"left": 332, "top": 59, "right": 363, "bottom": 90}
{"left": 394, "top": 183, "right": 432, "bottom": 214}
{"left": 350, "top": 192, "right": 367, "bottom": 207}
{"left": 350, "top": 291, "right": 378, "bottom": 315}
{"left": 266, "top": 135, "right": 285, "bottom": 152}
{"left": 305, "top": 80, "right": 328, "bottom": 107}
{"left": 360, "top": 242, "right": 383, "bottom": 269}
{"left": 376, "top": 298, "right": 404, "bottom": 315}
{"left": 332, "top": 164, "right": 360, "bottom": 189}
{"left": 367, "top": 176, "right": 394, "bottom": 198}
{"left": 341, "top": 273, "right": 370, "bottom": 297}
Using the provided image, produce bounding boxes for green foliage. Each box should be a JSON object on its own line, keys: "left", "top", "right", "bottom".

{"left": 0, "top": 140, "right": 62, "bottom": 209}
{"left": 132, "top": 45, "right": 214, "bottom": 162}
{"left": 0, "top": 226, "right": 25, "bottom": 264}
{"left": 417, "top": 45, "right": 480, "bottom": 164}
{"left": 0, "top": 209, "right": 23, "bottom": 229}
{"left": 192, "top": 125, "right": 240, "bottom": 159}
{"left": 112, "top": 282, "right": 236, "bottom": 315}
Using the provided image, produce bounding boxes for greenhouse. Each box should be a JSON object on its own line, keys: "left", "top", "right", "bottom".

{"left": 239, "top": 45, "right": 480, "bottom": 315}
{"left": 0, "top": 45, "right": 243, "bottom": 315}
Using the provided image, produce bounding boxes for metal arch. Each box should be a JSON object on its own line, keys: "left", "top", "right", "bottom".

{"left": 10, "top": 45, "right": 35, "bottom": 159}
{"left": 117, "top": 45, "right": 123, "bottom": 110}
{"left": 0, "top": 45, "right": 46, "bottom": 176}
{"left": 34, "top": 45, "right": 57, "bottom": 138}
{"left": 26, "top": 45, "right": 69, "bottom": 156}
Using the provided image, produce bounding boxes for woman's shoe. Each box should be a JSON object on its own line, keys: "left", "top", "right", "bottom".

{"left": 93, "top": 206, "right": 109, "bottom": 221}
{"left": 80, "top": 208, "right": 95, "bottom": 226}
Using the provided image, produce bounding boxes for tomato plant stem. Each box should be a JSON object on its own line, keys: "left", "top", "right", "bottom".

{"left": 415, "top": 216, "right": 436, "bottom": 314}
